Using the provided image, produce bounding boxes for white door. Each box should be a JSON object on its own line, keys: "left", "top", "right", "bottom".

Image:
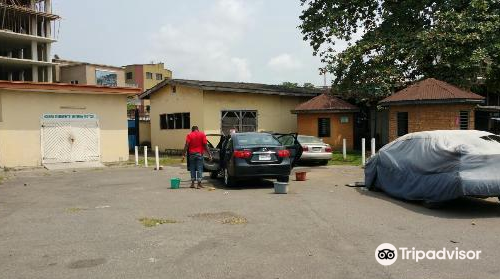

{"left": 42, "top": 119, "right": 100, "bottom": 164}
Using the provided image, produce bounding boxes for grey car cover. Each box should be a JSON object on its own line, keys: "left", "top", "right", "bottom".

{"left": 365, "top": 130, "right": 500, "bottom": 202}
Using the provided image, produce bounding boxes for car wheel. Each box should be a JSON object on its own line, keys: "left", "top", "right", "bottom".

{"left": 320, "top": 160, "right": 329, "bottom": 166}
{"left": 210, "top": 171, "right": 218, "bottom": 179}
{"left": 224, "top": 168, "right": 234, "bottom": 187}
{"left": 277, "top": 176, "right": 289, "bottom": 183}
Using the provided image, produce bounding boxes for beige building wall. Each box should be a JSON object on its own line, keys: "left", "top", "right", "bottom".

{"left": 142, "top": 63, "right": 173, "bottom": 90}
{"left": 58, "top": 65, "right": 126, "bottom": 87}
{"left": 59, "top": 65, "right": 87, "bottom": 85}
{"left": 139, "top": 120, "right": 151, "bottom": 145}
{"left": 0, "top": 90, "right": 129, "bottom": 167}
{"left": 150, "top": 85, "right": 308, "bottom": 150}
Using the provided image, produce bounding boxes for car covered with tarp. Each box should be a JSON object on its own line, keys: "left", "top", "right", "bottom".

{"left": 365, "top": 130, "right": 500, "bottom": 202}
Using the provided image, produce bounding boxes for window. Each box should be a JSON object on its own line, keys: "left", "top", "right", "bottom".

{"left": 340, "top": 116, "right": 349, "bottom": 124}
{"left": 70, "top": 80, "right": 79, "bottom": 84}
{"left": 318, "top": 118, "right": 331, "bottom": 137}
{"left": 126, "top": 72, "right": 133, "bottom": 80}
{"left": 160, "top": 114, "right": 168, "bottom": 130}
{"left": 146, "top": 72, "right": 153, "bottom": 79}
{"left": 156, "top": 73, "right": 163, "bottom": 80}
{"left": 221, "top": 110, "right": 257, "bottom": 135}
{"left": 160, "top": 113, "right": 190, "bottom": 130}
{"left": 172, "top": 86, "right": 177, "bottom": 93}
{"left": 460, "top": 111, "right": 470, "bottom": 130}
{"left": 397, "top": 112, "right": 408, "bottom": 137}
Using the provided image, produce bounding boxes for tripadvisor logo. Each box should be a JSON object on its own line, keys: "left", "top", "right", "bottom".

{"left": 375, "top": 243, "right": 481, "bottom": 266}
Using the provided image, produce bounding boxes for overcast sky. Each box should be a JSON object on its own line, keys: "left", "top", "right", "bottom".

{"left": 51, "top": 0, "right": 334, "bottom": 86}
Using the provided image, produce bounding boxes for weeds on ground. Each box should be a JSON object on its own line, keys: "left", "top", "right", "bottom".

{"left": 328, "top": 151, "right": 364, "bottom": 166}
{"left": 130, "top": 156, "right": 183, "bottom": 166}
{"left": 67, "top": 207, "right": 86, "bottom": 213}
{"left": 138, "top": 217, "right": 178, "bottom": 227}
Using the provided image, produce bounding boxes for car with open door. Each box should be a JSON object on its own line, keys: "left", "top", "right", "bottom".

{"left": 204, "top": 132, "right": 302, "bottom": 186}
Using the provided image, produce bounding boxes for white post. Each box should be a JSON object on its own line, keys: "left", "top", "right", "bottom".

{"left": 361, "top": 138, "right": 366, "bottom": 166}
{"left": 155, "top": 146, "right": 160, "bottom": 170}
{"left": 371, "top": 138, "right": 376, "bottom": 157}
{"left": 134, "top": 146, "right": 139, "bottom": 166}
{"left": 144, "top": 146, "right": 148, "bottom": 167}
{"left": 343, "top": 139, "right": 347, "bottom": 160}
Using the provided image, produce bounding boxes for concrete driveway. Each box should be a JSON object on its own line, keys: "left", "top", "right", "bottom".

{"left": 0, "top": 165, "right": 500, "bottom": 279}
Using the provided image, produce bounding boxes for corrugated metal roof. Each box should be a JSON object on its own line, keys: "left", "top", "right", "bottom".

{"left": 292, "top": 93, "right": 359, "bottom": 113}
{"left": 380, "top": 78, "right": 485, "bottom": 105}
{"left": 140, "top": 79, "right": 322, "bottom": 99}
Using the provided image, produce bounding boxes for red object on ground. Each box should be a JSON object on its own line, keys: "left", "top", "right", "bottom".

{"left": 295, "top": 172, "right": 307, "bottom": 181}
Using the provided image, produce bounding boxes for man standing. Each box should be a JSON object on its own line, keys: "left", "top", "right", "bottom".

{"left": 182, "top": 126, "right": 213, "bottom": 189}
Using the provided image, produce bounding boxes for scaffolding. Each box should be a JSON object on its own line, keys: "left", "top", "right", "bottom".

{"left": 0, "top": 0, "right": 60, "bottom": 82}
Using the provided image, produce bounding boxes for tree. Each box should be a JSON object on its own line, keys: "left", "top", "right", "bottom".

{"left": 281, "top": 82, "right": 300, "bottom": 88}
{"left": 303, "top": 82, "right": 316, "bottom": 88}
{"left": 299, "top": 0, "right": 500, "bottom": 101}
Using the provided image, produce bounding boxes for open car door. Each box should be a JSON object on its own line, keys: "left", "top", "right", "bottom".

{"left": 203, "top": 134, "right": 226, "bottom": 175}
{"left": 274, "top": 133, "right": 303, "bottom": 167}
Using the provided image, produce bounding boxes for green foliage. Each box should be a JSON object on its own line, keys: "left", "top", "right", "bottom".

{"left": 281, "top": 82, "right": 300, "bottom": 88}
{"left": 299, "top": 0, "right": 500, "bottom": 100}
{"left": 303, "top": 82, "right": 316, "bottom": 88}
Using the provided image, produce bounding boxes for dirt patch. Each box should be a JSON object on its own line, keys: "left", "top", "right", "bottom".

{"left": 67, "top": 258, "right": 106, "bottom": 269}
{"left": 139, "top": 217, "right": 178, "bottom": 227}
{"left": 190, "top": 211, "right": 248, "bottom": 225}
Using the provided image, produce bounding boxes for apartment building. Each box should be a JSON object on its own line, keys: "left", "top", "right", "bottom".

{"left": 0, "top": 0, "right": 59, "bottom": 82}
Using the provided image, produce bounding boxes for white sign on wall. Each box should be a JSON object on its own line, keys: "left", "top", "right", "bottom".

{"left": 42, "top": 114, "right": 98, "bottom": 121}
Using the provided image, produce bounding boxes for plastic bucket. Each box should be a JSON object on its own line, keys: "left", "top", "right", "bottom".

{"left": 295, "top": 172, "right": 307, "bottom": 181}
{"left": 170, "top": 178, "right": 181, "bottom": 189}
{"left": 274, "top": 182, "right": 288, "bottom": 194}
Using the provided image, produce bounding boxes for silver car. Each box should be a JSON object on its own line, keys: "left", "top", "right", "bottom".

{"left": 297, "top": 135, "right": 332, "bottom": 165}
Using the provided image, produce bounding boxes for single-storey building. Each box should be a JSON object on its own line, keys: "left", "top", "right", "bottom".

{"left": 139, "top": 79, "right": 320, "bottom": 150}
{"left": 292, "top": 93, "right": 359, "bottom": 150}
{"left": 0, "top": 81, "right": 140, "bottom": 168}
{"left": 379, "top": 78, "right": 485, "bottom": 142}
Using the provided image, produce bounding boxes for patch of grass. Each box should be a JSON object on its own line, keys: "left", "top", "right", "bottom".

{"left": 139, "top": 217, "right": 178, "bottom": 227}
{"left": 328, "top": 151, "right": 364, "bottom": 166}
{"left": 67, "top": 207, "right": 86, "bottom": 213}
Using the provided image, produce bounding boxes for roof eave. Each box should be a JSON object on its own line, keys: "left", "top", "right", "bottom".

{"left": 291, "top": 109, "right": 359, "bottom": 114}
{"left": 379, "top": 99, "right": 485, "bottom": 106}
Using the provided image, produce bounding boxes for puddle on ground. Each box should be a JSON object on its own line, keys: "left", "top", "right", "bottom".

{"left": 67, "top": 258, "right": 106, "bottom": 269}
{"left": 189, "top": 211, "right": 248, "bottom": 225}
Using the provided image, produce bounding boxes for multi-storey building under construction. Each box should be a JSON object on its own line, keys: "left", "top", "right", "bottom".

{"left": 0, "top": 0, "right": 59, "bottom": 82}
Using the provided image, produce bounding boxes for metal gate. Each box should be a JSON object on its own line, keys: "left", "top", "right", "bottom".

{"left": 41, "top": 115, "right": 100, "bottom": 164}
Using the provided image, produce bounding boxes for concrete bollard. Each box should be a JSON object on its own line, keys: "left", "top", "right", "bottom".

{"left": 144, "top": 146, "right": 148, "bottom": 167}
{"left": 343, "top": 139, "right": 347, "bottom": 160}
{"left": 155, "top": 146, "right": 160, "bottom": 171}
{"left": 361, "top": 138, "right": 366, "bottom": 166}
{"left": 134, "top": 146, "right": 139, "bottom": 166}
{"left": 371, "top": 138, "right": 376, "bottom": 157}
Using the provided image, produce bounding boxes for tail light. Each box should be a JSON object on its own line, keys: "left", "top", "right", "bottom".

{"left": 325, "top": 146, "right": 332, "bottom": 152}
{"left": 234, "top": 150, "right": 252, "bottom": 159}
{"left": 302, "top": 145, "right": 309, "bottom": 151}
{"left": 277, "top": 149, "right": 290, "bottom": 158}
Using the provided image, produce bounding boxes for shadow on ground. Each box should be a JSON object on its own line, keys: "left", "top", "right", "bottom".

{"left": 356, "top": 188, "right": 500, "bottom": 219}
{"left": 207, "top": 176, "right": 275, "bottom": 190}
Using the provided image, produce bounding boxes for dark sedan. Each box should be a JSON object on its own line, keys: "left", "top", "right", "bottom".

{"left": 204, "top": 132, "right": 302, "bottom": 186}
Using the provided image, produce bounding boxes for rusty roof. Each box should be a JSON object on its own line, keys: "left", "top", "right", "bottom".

{"left": 140, "top": 79, "right": 322, "bottom": 99}
{"left": 380, "top": 78, "right": 485, "bottom": 105}
{"left": 291, "top": 93, "right": 359, "bottom": 114}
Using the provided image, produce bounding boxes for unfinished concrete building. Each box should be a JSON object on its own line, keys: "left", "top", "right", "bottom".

{"left": 0, "top": 0, "right": 59, "bottom": 82}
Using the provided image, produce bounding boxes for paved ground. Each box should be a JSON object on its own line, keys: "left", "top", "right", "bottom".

{"left": 1, "top": 165, "right": 500, "bottom": 279}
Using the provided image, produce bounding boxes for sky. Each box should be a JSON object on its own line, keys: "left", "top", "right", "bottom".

{"left": 51, "top": 0, "right": 333, "bottom": 86}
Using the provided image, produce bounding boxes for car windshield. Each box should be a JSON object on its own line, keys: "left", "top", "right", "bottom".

{"left": 298, "top": 135, "right": 323, "bottom": 144}
{"left": 235, "top": 134, "right": 281, "bottom": 146}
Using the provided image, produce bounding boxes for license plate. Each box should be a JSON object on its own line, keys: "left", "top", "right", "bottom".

{"left": 312, "top": 147, "right": 322, "bottom": 152}
{"left": 259, "top": 154, "right": 272, "bottom": 161}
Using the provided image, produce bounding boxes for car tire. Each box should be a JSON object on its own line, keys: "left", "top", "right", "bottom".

{"left": 320, "top": 160, "right": 329, "bottom": 166}
{"left": 223, "top": 168, "right": 234, "bottom": 187}
{"left": 210, "top": 171, "right": 218, "bottom": 179}
{"left": 277, "top": 176, "right": 289, "bottom": 183}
